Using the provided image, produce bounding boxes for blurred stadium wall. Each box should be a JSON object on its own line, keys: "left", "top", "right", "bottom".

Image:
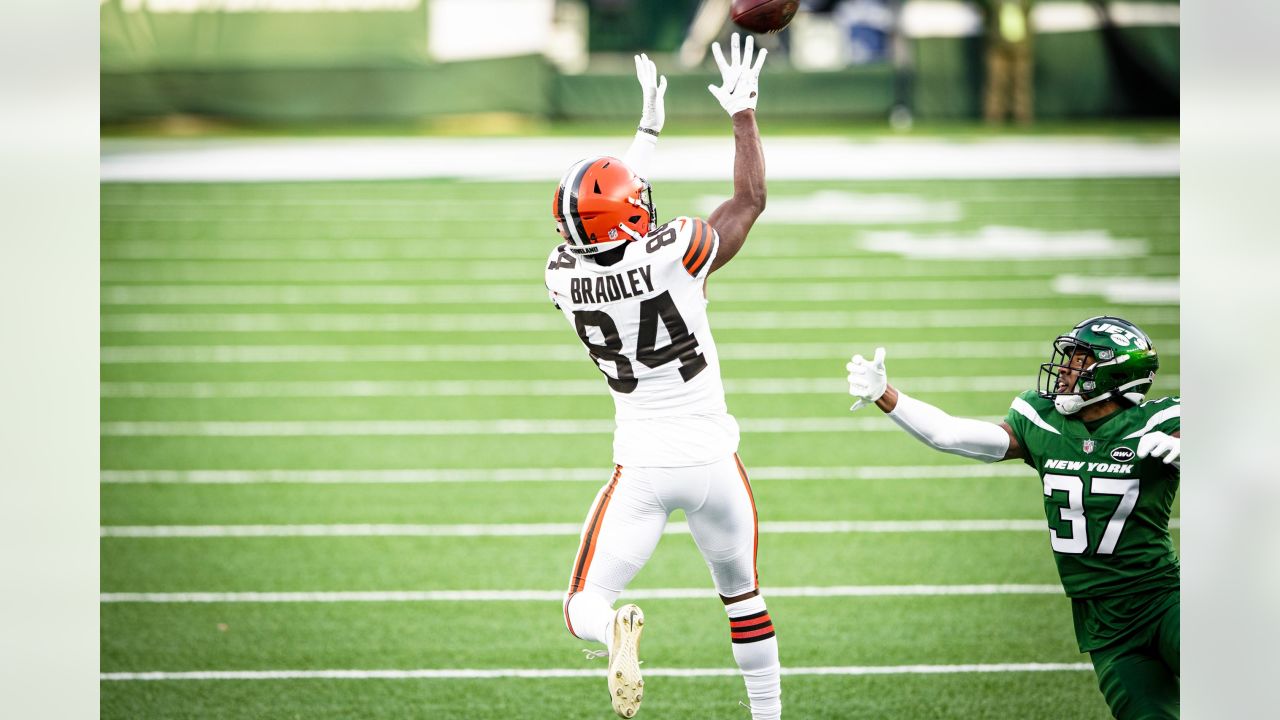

{"left": 101, "top": 0, "right": 1178, "bottom": 124}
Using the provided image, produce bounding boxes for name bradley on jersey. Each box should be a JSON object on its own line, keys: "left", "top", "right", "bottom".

{"left": 569, "top": 266, "right": 655, "bottom": 305}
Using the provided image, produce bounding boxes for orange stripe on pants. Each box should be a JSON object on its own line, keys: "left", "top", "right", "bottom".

{"left": 568, "top": 465, "right": 622, "bottom": 594}
{"left": 733, "top": 453, "right": 759, "bottom": 589}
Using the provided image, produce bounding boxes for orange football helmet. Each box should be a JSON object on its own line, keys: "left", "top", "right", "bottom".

{"left": 553, "top": 156, "right": 655, "bottom": 256}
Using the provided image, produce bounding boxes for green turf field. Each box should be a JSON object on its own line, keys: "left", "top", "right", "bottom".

{"left": 101, "top": 174, "right": 1178, "bottom": 718}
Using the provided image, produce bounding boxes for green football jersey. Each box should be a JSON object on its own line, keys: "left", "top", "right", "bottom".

{"left": 1004, "top": 390, "right": 1180, "bottom": 650}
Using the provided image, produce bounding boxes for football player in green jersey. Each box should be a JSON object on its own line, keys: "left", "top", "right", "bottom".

{"left": 846, "top": 316, "right": 1180, "bottom": 720}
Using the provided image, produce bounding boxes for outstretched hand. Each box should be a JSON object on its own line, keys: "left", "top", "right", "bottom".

{"left": 634, "top": 53, "right": 667, "bottom": 134}
{"left": 708, "top": 33, "right": 767, "bottom": 117}
{"left": 847, "top": 347, "right": 888, "bottom": 412}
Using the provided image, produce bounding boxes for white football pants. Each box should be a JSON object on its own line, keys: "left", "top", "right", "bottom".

{"left": 563, "top": 453, "right": 759, "bottom": 636}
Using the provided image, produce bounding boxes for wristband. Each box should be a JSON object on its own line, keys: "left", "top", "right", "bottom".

{"left": 637, "top": 126, "right": 660, "bottom": 137}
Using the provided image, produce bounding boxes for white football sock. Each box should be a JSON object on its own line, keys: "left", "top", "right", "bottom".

{"left": 565, "top": 590, "right": 616, "bottom": 649}
{"left": 726, "top": 595, "right": 782, "bottom": 720}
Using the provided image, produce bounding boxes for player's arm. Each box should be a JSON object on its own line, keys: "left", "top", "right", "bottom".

{"left": 705, "top": 33, "right": 767, "bottom": 274}
{"left": 622, "top": 53, "right": 667, "bottom": 179}
{"left": 847, "top": 348, "right": 1027, "bottom": 462}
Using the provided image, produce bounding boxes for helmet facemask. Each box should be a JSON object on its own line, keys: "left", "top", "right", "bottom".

{"left": 639, "top": 181, "right": 656, "bottom": 234}
{"left": 1039, "top": 339, "right": 1102, "bottom": 416}
{"left": 614, "top": 179, "right": 656, "bottom": 242}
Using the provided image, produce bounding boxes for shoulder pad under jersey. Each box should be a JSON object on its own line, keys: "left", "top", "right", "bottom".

{"left": 644, "top": 217, "right": 719, "bottom": 279}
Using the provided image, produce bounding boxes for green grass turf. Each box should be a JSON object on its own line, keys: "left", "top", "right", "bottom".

{"left": 103, "top": 530, "right": 1175, "bottom": 593}
{"left": 101, "top": 257, "right": 1178, "bottom": 283}
{"left": 102, "top": 476, "right": 1178, "bottom": 526}
{"left": 100, "top": 428, "right": 1185, "bottom": 473}
{"left": 102, "top": 595, "right": 1085, "bottom": 670}
{"left": 100, "top": 174, "right": 1177, "bottom": 717}
{"left": 100, "top": 672, "right": 1114, "bottom": 720}
{"left": 97, "top": 387, "right": 1179, "bottom": 424}
{"left": 101, "top": 476, "right": 1050, "bottom": 525}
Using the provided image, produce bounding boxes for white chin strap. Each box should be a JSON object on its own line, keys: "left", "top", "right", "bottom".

{"left": 1053, "top": 377, "right": 1153, "bottom": 416}
{"left": 1053, "top": 393, "right": 1096, "bottom": 416}
{"left": 618, "top": 223, "right": 645, "bottom": 242}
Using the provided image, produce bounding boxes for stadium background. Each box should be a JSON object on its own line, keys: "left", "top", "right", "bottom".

{"left": 100, "top": 1, "right": 1179, "bottom": 717}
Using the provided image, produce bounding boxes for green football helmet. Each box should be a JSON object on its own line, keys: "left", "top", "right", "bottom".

{"left": 1038, "top": 315, "right": 1160, "bottom": 416}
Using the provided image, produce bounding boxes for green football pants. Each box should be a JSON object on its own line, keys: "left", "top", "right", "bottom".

{"left": 1089, "top": 600, "right": 1179, "bottom": 719}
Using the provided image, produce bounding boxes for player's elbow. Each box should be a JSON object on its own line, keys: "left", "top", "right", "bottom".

{"left": 932, "top": 431, "right": 1007, "bottom": 463}
{"left": 741, "top": 186, "right": 766, "bottom": 216}
{"left": 926, "top": 431, "right": 960, "bottom": 454}
{"left": 917, "top": 428, "right": 979, "bottom": 459}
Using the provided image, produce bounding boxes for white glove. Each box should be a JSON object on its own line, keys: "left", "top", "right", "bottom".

{"left": 635, "top": 53, "right": 667, "bottom": 134}
{"left": 1137, "top": 431, "right": 1180, "bottom": 467}
{"left": 708, "top": 33, "right": 767, "bottom": 117}
{"left": 847, "top": 347, "right": 887, "bottom": 412}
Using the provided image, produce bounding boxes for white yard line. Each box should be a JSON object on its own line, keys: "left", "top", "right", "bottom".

{"left": 99, "top": 279, "right": 1102, "bottom": 305}
{"left": 100, "top": 584, "right": 1065, "bottom": 603}
{"left": 100, "top": 308, "right": 1180, "bottom": 333}
{"left": 99, "top": 256, "right": 1182, "bottom": 280}
{"left": 99, "top": 464, "right": 1034, "bottom": 484}
{"left": 99, "top": 206, "right": 1166, "bottom": 224}
{"left": 99, "top": 193, "right": 1172, "bottom": 209}
{"left": 98, "top": 340, "right": 1180, "bottom": 365}
{"left": 100, "top": 136, "right": 1178, "bottom": 183}
{"left": 88, "top": 341, "right": 1072, "bottom": 364}
{"left": 98, "top": 375, "right": 1179, "bottom": 398}
{"left": 100, "top": 663, "right": 1094, "bottom": 681}
{"left": 99, "top": 245, "right": 1177, "bottom": 269}
{"left": 97, "top": 519, "right": 1179, "bottom": 538}
{"left": 99, "top": 416, "right": 986, "bottom": 437}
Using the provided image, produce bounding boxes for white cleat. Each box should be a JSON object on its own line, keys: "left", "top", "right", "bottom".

{"left": 608, "top": 604, "right": 645, "bottom": 718}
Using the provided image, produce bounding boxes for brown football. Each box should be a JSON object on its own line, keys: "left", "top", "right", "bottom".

{"left": 731, "top": 0, "right": 799, "bottom": 33}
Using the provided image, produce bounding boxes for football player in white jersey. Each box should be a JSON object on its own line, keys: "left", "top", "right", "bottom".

{"left": 545, "top": 35, "right": 777, "bottom": 719}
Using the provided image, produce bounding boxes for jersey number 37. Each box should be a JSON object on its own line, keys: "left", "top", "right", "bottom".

{"left": 572, "top": 291, "right": 707, "bottom": 393}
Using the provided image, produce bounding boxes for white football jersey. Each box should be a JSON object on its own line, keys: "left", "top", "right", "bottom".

{"left": 545, "top": 216, "right": 739, "bottom": 466}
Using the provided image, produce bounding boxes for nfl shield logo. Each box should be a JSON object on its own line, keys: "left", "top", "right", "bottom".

{"left": 1082, "top": 439, "right": 1096, "bottom": 454}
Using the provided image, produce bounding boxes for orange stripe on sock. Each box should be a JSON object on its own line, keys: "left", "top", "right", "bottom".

{"left": 730, "top": 614, "right": 771, "bottom": 629}
{"left": 731, "top": 625, "right": 776, "bottom": 640}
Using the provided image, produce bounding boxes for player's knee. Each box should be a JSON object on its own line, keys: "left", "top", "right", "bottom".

{"left": 1095, "top": 657, "right": 1179, "bottom": 720}
{"left": 707, "top": 554, "right": 755, "bottom": 595}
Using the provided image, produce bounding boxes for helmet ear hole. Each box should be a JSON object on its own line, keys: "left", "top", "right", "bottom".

{"left": 628, "top": 215, "right": 641, "bottom": 224}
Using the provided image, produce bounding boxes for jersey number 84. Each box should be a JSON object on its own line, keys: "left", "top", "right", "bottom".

{"left": 574, "top": 290, "right": 707, "bottom": 394}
